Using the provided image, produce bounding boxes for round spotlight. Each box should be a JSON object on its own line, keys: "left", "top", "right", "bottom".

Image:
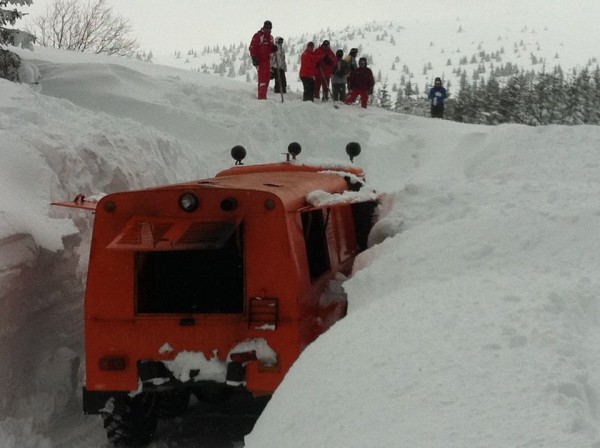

{"left": 231, "top": 145, "right": 246, "bottom": 165}
{"left": 288, "top": 142, "right": 302, "bottom": 157}
{"left": 220, "top": 197, "right": 238, "bottom": 212}
{"left": 179, "top": 192, "right": 199, "bottom": 212}
{"left": 346, "top": 142, "right": 361, "bottom": 162}
{"left": 264, "top": 199, "right": 276, "bottom": 210}
{"left": 104, "top": 201, "right": 116, "bottom": 213}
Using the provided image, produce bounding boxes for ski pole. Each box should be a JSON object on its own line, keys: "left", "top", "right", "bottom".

{"left": 318, "top": 65, "right": 338, "bottom": 109}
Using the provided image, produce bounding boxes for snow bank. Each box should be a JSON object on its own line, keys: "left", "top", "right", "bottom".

{"left": 246, "top": 123, "right": 600, "bottom": 447}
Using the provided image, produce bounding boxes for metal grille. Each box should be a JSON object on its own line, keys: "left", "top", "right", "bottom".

{"left": 117, "top": 221, "right": 174, "bottom": 246}
{"left": 175, "top": 221, "right": 238, "bottom": 249}
{"left": 109, "top": 219, "right": 240, "bottom": 250}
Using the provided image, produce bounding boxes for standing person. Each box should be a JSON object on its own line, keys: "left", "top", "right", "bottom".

{"left": 428, "top": 77, "right": 448, "bottom": 118}
{"left": 344, "top": 48, "right": 358, "bottom": 71}
{"left": 345, "top": 57, "right": 375, "bottom": 109}
{"left": 270, "top": 36, "right": 287, "bottom": 94}
{"left": 331, "top": 49, "right": 349, "bottom": 102}
{"left": 313, "top": 40, "right": 336, "bottom": 101}
{"left": 299, "top": 42, "right": 320, "bottom": 102}
{"left": 249, "top": 20, "right": 277, "bottom": 100}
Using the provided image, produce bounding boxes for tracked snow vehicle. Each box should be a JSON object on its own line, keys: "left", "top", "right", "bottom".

{"left": 54, "top": 142, "right": 378, "bottom": 446}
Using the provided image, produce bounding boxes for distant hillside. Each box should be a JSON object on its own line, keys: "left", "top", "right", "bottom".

{"left": 149, "top": 18, "right": 596, "bottom": 91}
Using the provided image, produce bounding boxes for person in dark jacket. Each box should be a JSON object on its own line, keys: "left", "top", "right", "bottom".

{"left": 249, "top": 20, "right": 277, "bottom": 100}
{"left": 331, "top": 49, "right": 349, "bottom": 102}
{"left": 428, "top": 77, "right": 448, "bottom": 118}
{"left": 344, "top": 48, "right": 358, "bottom": 71}
{"left": 344, "top": 57, "right": 375, "bottom": 108}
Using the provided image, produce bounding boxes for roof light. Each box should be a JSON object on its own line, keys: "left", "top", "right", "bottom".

{"left": 264, "top": 199, "right": 276, "bottom": 210}
{"left": 231, "top": 145, "right": 246, "bottom": 165}
{"left": 220, "top": 197, "right": 237, "bottom": 212}
{"left": 346, "top": 142, "right": 361, "bottom": 162}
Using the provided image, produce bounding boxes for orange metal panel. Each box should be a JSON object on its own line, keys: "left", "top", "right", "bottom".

{"left": 74, "top": 161, "right": 375, "bottom": 398}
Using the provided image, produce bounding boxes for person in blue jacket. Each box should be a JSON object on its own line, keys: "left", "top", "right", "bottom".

{"left": 428, "top": 77, "right": 448, "bottom": 118}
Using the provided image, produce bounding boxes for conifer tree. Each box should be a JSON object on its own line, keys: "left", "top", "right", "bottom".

{"left": 0, "top": 0, "right": 34, "bottom": 81}
{"left": 591, "top": 66, "right": 600, "bottom": 123}
{"left": 450, "top": 71, "right": 470, "bottom": 122}
{"left": 394, "top": 89, "right": 403, "bottom": 112}
{"left": 378, "top": 80, "right": 392, "bottom": 110}
{"left": 482, "top": 77, "right": 502, "bottom": 124}
{"left": 570, "top": 67, "right": 592, "bottom": 124}
{"left": 403, "top": 80, "right": 414, "bottom": 98}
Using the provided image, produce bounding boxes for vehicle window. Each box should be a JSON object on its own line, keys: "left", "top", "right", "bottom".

{"left": 135, "top": 226, "right": 244, "bottom": 314}
{"left": 301, "top": 209, "right": 330, "bottom": 279}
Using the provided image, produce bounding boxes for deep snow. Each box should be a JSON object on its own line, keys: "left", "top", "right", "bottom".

{"left": 2, "top": 43, "right": 600, "bottom": 448}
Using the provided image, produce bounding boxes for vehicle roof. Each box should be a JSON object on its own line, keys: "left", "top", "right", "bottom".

{"left": 52, "top": 163, "right": 367, "bottom": 213}
{"left": 156, "top": 163, "right": 364, "bottom": 211}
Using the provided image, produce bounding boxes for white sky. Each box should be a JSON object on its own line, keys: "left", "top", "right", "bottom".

{"left": 20, "top": 0, "right": 600, "bottom": 55}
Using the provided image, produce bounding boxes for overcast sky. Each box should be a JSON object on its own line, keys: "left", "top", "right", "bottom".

{"left": 20, "top": 0, "right": 598, "bottom": 56}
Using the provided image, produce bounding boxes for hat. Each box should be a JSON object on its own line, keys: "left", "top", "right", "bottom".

{"left": 263, "top": 20, "right": 272, "bottom": 29}
{"left": 349, "top": 48, "right": 358, "bottom": 55}
{"left": 335, "top": 49, "right": 343, "bottom": 58}
{"left": 307, "top": 41, "right": 314, "bottom": 48}
{"left": 322, "top": 40, "right": 330, "bottom": 46}
{"left": 276, "top": 36, "right": 284, "bottom": 44}
{"left": 434, "top": 77, "right": 442, "bottom": 83}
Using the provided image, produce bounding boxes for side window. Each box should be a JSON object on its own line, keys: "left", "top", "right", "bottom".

{"left": 301, "top": 209, "right": 330, "bottom": 279}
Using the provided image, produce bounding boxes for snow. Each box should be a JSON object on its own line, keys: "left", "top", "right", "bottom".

{"left": 228, "top": 339, "right": 278, "bottom": 365}
{"left": 306, "top": 188, "right": 378, "bottom": 207}
{"left": 164, "top": 351, "right": 227, "bottom": 384}
{"left": 2, "top": 40, "right": 600, "bottom": 447}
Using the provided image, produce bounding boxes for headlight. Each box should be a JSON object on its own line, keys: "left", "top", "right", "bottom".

{"left": 179, "top": 192, "right": 199, "bottom": 212}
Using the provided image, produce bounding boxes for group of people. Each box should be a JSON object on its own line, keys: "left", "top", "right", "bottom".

{"left": 300, "top": 41, "right": 376, "bottom": 109}
{"left": 250, "top": 20, "right": 448, "bottom": 115}
{"left": 249, "top": 20, "right": 375, "bottom": 109}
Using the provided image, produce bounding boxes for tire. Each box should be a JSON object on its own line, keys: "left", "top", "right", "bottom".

{"left": 158, "top": 389, "right": 190, "bottom": 418}
{"left": 102, "top": 393, "right": 158, "bottom": 446}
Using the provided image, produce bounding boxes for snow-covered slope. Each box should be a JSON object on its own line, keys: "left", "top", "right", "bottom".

{"left": 152, "top": 13, "right": 600, "bottom": 100}
{"left": 2, "top": 45, "right": 600, "bottom": 447}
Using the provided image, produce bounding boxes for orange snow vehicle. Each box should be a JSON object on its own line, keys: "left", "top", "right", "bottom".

{"left": 54, "top": 142, "right": 378, "bottom": 446}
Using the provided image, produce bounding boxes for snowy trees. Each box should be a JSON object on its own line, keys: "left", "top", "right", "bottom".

{"left": 1, "top": 0, "right": 34, "bottom": 47}
{"left": 445, "top": 66, "right": 600, "bottom": 126}
{"left": 30, "top": 0, "right": 139, "bottom": 56}
{"left": 0, "top": 0, "right": 34, "bottom": 81}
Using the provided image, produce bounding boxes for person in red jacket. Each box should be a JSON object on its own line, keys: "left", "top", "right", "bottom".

{"left": 345, "top": 57, "right": 375, "bottom": 108}
{"left": 249, "top": 20, "right": 277, "bottom": 100}
{"left": 299, "top": 42, "right": 320, "bottom": 102}
{"left": 313, "top": 40, "right": 336, "bottom": 101}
